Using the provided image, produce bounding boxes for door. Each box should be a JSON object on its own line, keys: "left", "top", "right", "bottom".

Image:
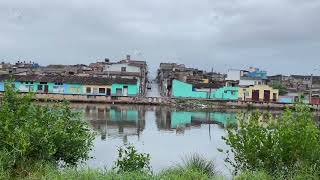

{"left": 106, "top": 88, "right": 111, "bottom": 96}
{"left": 123, "top": 86, "right": 128, "bottom": 96}
{"left": 264, "top": 90, "right": 270, "bottom": 102}
{"left": 44, "top": 85, "right": 49, "bottom": 94}
{"left": 116, "top": 88, "right": 122, "bottom": 96}
{"left": 252, "top": 90, "right": 260, "bottom": 101}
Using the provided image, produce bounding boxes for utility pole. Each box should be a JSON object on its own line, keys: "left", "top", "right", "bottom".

{"left": 309, "top": 74, "right": 313, "bottom": 103}
{"left": 209, "top": 67, "right": 213, "bottom": 99}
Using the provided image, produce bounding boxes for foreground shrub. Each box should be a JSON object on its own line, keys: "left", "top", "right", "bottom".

{"left": 179, "top": 154, "right": 216, "bottom": 177}
{"left": 157, "top": 154, "right": 217, "bottom": 180}
{"left": 113, "top": 145, "right": 151, "bottom": 173}
{"left": 0, "top": 83, "right": 94, "bottom": 176}
{"left": 223, "top": 104, "right": 320, "bottom": 175}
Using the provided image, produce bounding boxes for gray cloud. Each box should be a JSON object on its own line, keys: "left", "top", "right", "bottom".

{"left": 0, "top": 0, "right": 320, "bottom": 75}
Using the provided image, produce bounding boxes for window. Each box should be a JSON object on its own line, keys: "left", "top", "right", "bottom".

{"left": 86, "top": 87, "right": 91, "bottom": 93}
{"left": 121, "top": 67, "right": 126, "bottom": 72}
{"left": 55, "top": 82, "right": 63, "bottom": 85}
{"left": 40, "top": 82, "right": 47, "bottom": 84}
{"left": 99, "top": 88, "right": 106, "bottom": 94}
{"left": 37, "top": 85, "right": 43, "bottom": 91}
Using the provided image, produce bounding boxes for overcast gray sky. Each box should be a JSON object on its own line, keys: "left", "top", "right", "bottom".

{"left": 1, "top": 0, "right": 320, "bottom": 76}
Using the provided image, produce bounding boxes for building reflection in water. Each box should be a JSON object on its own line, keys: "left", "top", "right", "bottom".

{"left": 74, "top": 104, "right": 320, "bottom": 140}
{"left": 78, "top": 104, "right": 239, "bottom": 140}
{"left": 77, "top": 104, "right": 146, "bottom": 143}
{"left": 155, "top": 106, "right": 237, "bottom": 134}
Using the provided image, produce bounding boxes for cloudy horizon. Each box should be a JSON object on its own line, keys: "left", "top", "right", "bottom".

{"left": 1, "top": 0, "right": 320, "bottom": 76}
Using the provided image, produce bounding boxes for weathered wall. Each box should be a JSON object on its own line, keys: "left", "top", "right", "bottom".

{"left": 211, "top": 86, "right": 239, "bottom": 100}
{"left": 83, "top": 85, "right": 112, "bottom": 95}
{"left": 64, "top": 84, "right": 84, "bottom": 94}
{"left": 104, "top": 63, "right": 140, "bottom": 73}
{"left": 226, "top": 69, "right": 240, "bottom": 81}
{"left": 172, "top": 80, "right": 207, "bottom": 98}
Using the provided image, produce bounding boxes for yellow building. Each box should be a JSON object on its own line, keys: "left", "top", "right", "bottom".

{"left": 238, "top": 85, "right": 279, "bottom": 102}
{"left": 202, "top": 79, "right": 209, "bottom": 83}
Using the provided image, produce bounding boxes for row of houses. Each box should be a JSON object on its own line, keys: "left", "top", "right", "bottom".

{"left": 156, "top": 63, "right": 320, "bottom": 104}
{"left": 0, "top": 55, "right": 148, "bottom": 96}
{"left": 0, "top": 74, "right": 139, "bottom": 97}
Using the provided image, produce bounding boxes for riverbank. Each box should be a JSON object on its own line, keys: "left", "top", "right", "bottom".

{"left": 1, "top": 92, "right": 319, "bottom": 111}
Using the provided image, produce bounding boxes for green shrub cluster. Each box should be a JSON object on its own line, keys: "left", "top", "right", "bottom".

{"left": 113, "top": 145, "right": 151, "bottom": 173}
{"left": 223, "top": 104, "right": 320, "bottom": 177}
{"left": 0, "top": 83, "right": 94, "bottom": 177}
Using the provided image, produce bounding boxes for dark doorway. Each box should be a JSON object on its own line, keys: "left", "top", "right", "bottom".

{"left": 264, "top": 90, "right": 270, "bottom": 102}
{"left": 272, "top": 93, "right": 277, "bottom": 102}
{"left": 252, "top": 90, "right": 260, "bottom": 101}
{"left": 44, "top": 85, "right": 49, "bottom": 93}
{"left": 106, "top": 88, "right": 111, "bottom": 96}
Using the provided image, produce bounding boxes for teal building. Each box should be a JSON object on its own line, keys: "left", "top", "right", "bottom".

{"left": 172, "top": 80, "right": 239, "bottom": 100}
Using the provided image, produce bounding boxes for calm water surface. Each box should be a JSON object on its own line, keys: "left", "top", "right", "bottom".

{"left": 69, "top": 104, "right": 287, "bottom": 175}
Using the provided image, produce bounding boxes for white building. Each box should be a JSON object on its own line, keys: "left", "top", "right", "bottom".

{"left": 226, "top": 69, "right": 265, "bottom": 86}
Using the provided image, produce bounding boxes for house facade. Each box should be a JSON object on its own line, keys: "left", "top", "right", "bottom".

{"left": 238, "top": 85, "right": 279, "bottom": 102}
{"left": 172, "top": 80, "right": 239, "bottom": 100}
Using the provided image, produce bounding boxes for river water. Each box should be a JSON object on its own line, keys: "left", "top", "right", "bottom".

{"left": 69, "top": 103, "right": 301, "bottom": 175}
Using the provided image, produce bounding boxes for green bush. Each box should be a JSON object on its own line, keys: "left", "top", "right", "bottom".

{"left": 223, "top": 104, "right": 320, "bottom": 175}
{"left": 0, "top": 83, "right": 94, "bottom": 176}
{"left": 113, "top": 145, "right": 151, "bottom": 173}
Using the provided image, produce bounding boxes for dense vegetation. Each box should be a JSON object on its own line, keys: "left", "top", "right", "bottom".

{"left": 0, "top": 83, "right": 94, "bottom": 179}
{"left": 223, "top": 104, "right": 320, "bottom": 178}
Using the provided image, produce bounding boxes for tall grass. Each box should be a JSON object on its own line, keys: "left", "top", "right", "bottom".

{"left": 178, "top": 154, "right": 217, "bottom": 177}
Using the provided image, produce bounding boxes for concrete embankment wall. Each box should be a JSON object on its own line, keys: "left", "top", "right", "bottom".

{"left": 34, "top": 93, "right": 169, "bottom": 105}
{"left": 1, "top": 92, "right": 319, "bottom": 111}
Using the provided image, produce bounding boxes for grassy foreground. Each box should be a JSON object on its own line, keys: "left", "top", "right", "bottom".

{"left": 2, "top": 163, "right": 318, "bottom": 180}
{"left": 0, "top": 163, "right": 221, "bottom": 180}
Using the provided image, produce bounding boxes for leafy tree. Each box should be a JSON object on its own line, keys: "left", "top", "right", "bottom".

{"left": 113, "top": 145, "right": 151, "bottom": 173}
{"left": 0, "top": 83, "right": 94, "bottom": 175}
{"left": 223, "top": 104, "right": 320, "bottom": 175}
{"left": 271, "top": 82, "right": 288, "bottom": 95}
